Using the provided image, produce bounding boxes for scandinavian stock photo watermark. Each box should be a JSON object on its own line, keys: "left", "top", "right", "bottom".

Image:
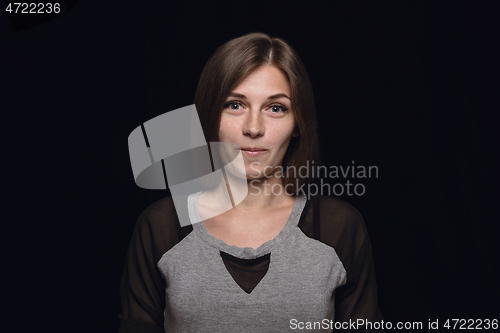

{"left": 248, "top": 160, "right": 379, "bottom": 199}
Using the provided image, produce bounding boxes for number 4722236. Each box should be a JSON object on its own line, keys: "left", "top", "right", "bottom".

{"left": 444, "top": 319, "right": 498, "bottom": 330}
{"left": 5, "top": 3, "right": 61, "bottom": 14}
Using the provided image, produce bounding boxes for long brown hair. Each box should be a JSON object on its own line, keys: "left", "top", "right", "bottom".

{"left": 194, "top": 32, "right": 320, "bottom": 195}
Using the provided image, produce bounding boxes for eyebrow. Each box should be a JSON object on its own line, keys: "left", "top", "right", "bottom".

{"left": 227, "top": 93, "right": 291, "bottom": 101}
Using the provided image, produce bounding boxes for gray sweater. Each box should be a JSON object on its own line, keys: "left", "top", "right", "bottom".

{"left": 118, "top": 194, "right": 383, "bottom": 332}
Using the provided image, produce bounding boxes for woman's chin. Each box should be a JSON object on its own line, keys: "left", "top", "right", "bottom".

{"left": 246, "top": 172, "right": 272, "bottom": 182}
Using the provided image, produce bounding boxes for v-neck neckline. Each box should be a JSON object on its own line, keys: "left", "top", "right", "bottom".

{"left": 188, "top": 191, "right": 307, "bottom": 259}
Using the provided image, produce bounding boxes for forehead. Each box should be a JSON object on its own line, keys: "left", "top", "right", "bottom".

{"left": 230, "top": 65, "right": 290, "bottom": 96}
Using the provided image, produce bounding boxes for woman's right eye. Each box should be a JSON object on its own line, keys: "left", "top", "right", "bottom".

{"left": 224, "top": 101, "right": 244, "bottom": 110}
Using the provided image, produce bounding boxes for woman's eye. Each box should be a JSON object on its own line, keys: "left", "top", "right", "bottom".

{"left": 224, "top": 101, "right": 244, "bottom": 110}
{"left": 269, "top": 105, "right": 289, "bottom": 113}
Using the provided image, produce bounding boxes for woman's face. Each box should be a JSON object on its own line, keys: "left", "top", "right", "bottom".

{"left": 218, "top": 65, "right": 298, "bottom": 180}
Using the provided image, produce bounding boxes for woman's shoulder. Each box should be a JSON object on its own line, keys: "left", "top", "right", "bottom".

{"left": 312, "top": 195, "right": 369, "bottom": 244}
{"left": 134, "top": 196, "right": 191, "bottom": 236}
{"left": 138, "top": 195, "right": 177, "bottom": 222}
{"left": 316, "top": 195, "right": 365, "bottom": 224}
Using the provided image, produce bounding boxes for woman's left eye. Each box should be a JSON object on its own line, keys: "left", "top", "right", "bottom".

{"left": 268, "top": 105, "right": 289, "bottom": 113}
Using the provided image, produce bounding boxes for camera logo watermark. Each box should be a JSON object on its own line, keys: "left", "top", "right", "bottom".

{"left": 128, "top": 105, "right": 249, "bottom": 227}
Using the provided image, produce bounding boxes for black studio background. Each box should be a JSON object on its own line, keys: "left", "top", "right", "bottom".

{"left": 2, "top": 1, "right": 498, "bottom": 331}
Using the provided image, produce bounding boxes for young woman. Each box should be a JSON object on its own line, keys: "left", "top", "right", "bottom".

{"left": 118, "top": 32, "right": 383, "bottom": 332}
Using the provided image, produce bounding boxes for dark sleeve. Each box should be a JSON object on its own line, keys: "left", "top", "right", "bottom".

{"left": 117, "top": 197, "right": 192, "bottom": 333}
{"left": 317, "top": 196, "right": 384, "bottom": 332}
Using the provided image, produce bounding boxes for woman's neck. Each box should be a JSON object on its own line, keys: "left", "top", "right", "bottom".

{"left": 199, "top": 169, "right": 294, "bottom": 217}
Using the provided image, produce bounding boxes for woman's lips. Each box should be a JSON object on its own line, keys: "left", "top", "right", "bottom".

{"left": 240, "top": 149, "right": 267, "bottom": 157}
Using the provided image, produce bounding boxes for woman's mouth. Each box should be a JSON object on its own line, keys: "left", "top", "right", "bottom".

{"left": 240, "top": 148, "right": 267, "bottom": 157}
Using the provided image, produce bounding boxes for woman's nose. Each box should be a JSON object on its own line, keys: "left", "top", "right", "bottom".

{"left": 242, "top": 110, "right": 264, "bottom": 138}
